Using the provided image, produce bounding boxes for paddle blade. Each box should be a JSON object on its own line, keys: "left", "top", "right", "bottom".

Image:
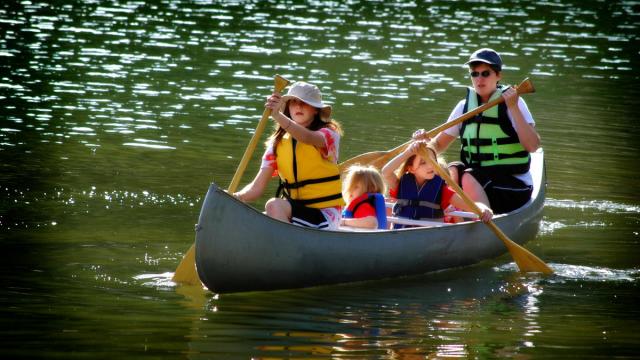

{"left": 172, "top": 244, "right": 201, "bottom": 285}
{"left": 339, "top": 141, "right": 411, "bottom": 173}
{"left": 274, "top": 74, "right": 290, "bottom": 92}
{"left": 416, "top": 143, "right": 553, "bottom": 275}
{"left": 339, "top": 148, "right": 406, "bottom": 172}
{"left": 516, "top": 78, "right": 535, "bottom": 95}
{"left": 489, "top": 222, "right": 553, "bottom": 274}
{"left": 513, "top": 248, "right": 554, "bottom": 274}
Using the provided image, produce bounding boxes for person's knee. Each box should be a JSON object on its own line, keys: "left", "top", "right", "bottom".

{"left": 447, "top": 161, "right": 465, "bottom": 185}
{"left": 448, "top": 166, "right": 459, "bottom": 185}
{"left": 461, "top": 172, "right": 478, "bottom": 189}
{"left": 265, "top": 198, "right": 281, "bottom": 215}
{"left": 265, "top": 198, "right": 290, "bottom": 220}
{"left": 461, "top": 173, "right": 484, "bottom": 199}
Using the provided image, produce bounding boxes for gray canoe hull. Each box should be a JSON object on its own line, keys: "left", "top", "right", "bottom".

{"left": 195, "top": 150, "right": 546, "bottom": 293}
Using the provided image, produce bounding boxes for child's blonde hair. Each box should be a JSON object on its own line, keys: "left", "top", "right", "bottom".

{"left": 400, "top": 141, "right": 448, "bottom": 175}
{"left": 343, "top": 165, "right": 386, "bottom": 196}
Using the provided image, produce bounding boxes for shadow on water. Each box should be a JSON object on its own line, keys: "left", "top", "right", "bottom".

{"left": 0, "top": 5, "right": 63, "bottom": 293}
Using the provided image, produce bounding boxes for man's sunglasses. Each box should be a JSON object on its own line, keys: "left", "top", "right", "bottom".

{"left": 470, "top": 70, "right": 492, "bottom": 78}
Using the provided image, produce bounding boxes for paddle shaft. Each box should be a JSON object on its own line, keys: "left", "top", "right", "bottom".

{"left": 339, "top": 78, "right": 535, "bottom": 171}
{"left": 417, "top": 144, "right": 553, "bottom": 274}
{"left": 172, "top": 75, "right": 291, "bottom": 285}
{"left": 228, "top": 75, "right": 290, "bottom": 192}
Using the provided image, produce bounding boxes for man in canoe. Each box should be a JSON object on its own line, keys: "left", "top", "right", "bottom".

{"left": 233, "top": 81, "right": 345, "bottom": 229}
{"left": 414, "top": 48, "right": 541, "bottom": 214}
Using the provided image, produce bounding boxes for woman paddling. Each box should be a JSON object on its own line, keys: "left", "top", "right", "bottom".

{"left": 233, "top": 81, "right": 344, "bottom": 229}
{"left": 414, "top": 48, "right": 541, "bottom": 214}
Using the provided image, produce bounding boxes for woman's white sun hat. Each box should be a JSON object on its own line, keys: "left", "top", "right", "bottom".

{"left": 279, "top": 81, "right": 332, "bottom": 122}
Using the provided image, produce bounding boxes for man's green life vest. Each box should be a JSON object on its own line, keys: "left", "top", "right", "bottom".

{"left": 460, "top": 86, "right": 531, "bottom": 175}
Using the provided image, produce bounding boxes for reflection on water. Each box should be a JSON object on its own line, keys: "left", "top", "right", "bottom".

{"left": 187, "top": 265, "right": 639, "bottom": 359}
{"left": 546, "top": 198, "right": 640, "bottom": 213}
{"left": 2, "top": 0, "right": 640, "bottom": 358}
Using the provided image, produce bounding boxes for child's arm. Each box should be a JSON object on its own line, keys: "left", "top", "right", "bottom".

{"left": 266, "top": 92, "right": 326, "bottom": 147}
{"left": 233, "top": 167, "right": 272, "bottom": 202}
{"left": 282, "top": 114, "right": 327, "bottom": 147}
{"left": 381, "top": 142, "right": 417, "bottom": 191}
{"left": 449, "top": 193, "right": 493, "bottom": 223}
{"left": 341, "top": 215, "right": 378, "bottom": 229}
{"left": 273, "top": 111, "right": 327, "bottom": 147}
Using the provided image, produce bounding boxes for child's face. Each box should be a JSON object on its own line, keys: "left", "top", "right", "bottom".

{"left": 409, "top": 153, "right": 436, "bottom": 182}
{"left": 345, "top": 183, "right": 365, "bottom": 204}
{"left": 288, "top": 99, "right": 318, "bottom": 127}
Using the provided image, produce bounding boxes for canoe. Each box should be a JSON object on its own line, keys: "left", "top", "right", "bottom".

{"left": 195, "top": 149, "right": 546, "bottom": 293}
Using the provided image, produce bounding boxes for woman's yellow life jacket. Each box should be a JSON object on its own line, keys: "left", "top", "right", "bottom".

{"left": 275, "top": 134, "right": 344, "bottom": 209}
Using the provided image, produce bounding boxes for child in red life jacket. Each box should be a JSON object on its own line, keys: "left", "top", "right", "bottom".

{"left": 340, "top": 165, "right": 388, "bottom": 229}
{"left": 381, "top": 141, "right": 493, "bottom": 228}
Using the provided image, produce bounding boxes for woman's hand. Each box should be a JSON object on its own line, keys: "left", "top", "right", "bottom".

{"left": 501, "top": 87, "right": 519, "bottom": 109}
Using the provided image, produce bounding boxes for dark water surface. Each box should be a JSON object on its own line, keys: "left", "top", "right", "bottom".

{"left": 2, "top": 1, "right": 639, "bottom": 358}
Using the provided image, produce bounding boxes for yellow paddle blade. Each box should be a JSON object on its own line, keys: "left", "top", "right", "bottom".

{"left": 417, "top": 143, "right": 553, "bottom": 275}
{"left": 338, "top": 150, "right": 389, "bottom": 172}
{"left": 172, "top": 244, "right": 200, "bottom": 285}
{"left": 489, "top": 222, "right": 554, "bottom": 274}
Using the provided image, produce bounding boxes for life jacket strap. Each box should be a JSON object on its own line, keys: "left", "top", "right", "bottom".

{"left": 280, "top": 174, "right": 341, "bottom": 190}
{"left": 461, "top": 137, "right": 521, "bottom": 147}
{"left": 343, "top": 193, "right": 388, "bottom": 230}
{"left": 394, "top": 199, "right": 441, "bottom": 210}
{"left": 287, "top": 192, "right": 343, "bottom": 207}
{"left": 467, "top": 150, "right": 530, "bottom": 162}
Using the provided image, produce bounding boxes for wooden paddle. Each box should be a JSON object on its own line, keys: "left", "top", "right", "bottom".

{"left": 338, "top": 78, "right": 535, "bottom": 172}
{"left": 416, "top": 143, "right": 553, "bottom": 274}
{"left": 172, "top": 74, "right": 291, "bottom": 285}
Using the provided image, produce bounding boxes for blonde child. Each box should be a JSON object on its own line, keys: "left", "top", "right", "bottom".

{"left": 340, "top": 165, "right": 387, "bottom": 229}
{"left": 381, "top": 140, "right": 493, "bottom": 228}
{"left": 233, "top": 81, "right": 344, "bottom": 229}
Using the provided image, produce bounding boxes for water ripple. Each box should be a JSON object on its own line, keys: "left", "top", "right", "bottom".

{"left": 546, "top": 198, "right": 640, "bottom": 213}
{"left": 550, "top": 264, "right": 640, "bottom": 283}
{"left": 497, "top": 263, "right": 639, "bottom": 283}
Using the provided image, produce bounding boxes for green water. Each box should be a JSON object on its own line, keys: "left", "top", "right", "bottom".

{"left": 1, "top": 1, "right": 639, "bottom": 358}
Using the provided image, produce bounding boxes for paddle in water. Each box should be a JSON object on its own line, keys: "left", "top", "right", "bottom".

{"left": 416, "top": 142, "right": 553, "bottom": 274}
{"left": 172, "top": 74, "right": 291, "bottom": 285}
